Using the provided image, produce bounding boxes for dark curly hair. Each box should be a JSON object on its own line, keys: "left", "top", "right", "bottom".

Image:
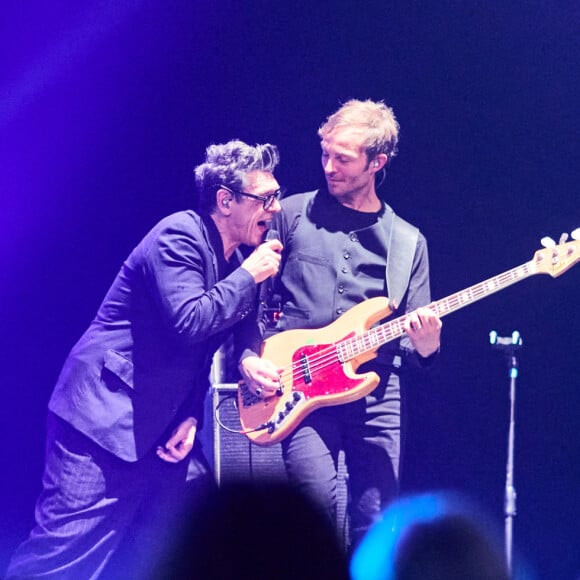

{"left": 194, "top": 140, "right": 280, "bottom": 213}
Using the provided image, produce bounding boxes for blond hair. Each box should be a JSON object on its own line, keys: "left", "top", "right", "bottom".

{"left": 318, "top": 99, "right": 399, "bottom": 160}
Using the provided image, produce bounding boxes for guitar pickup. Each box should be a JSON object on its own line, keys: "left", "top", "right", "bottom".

{"left": 299, "top": 353, "right": 312, "bottom": 384}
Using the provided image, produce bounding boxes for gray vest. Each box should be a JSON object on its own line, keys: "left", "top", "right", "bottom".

{"left": 277, "top": 190, "right": 418, "bottom": 333}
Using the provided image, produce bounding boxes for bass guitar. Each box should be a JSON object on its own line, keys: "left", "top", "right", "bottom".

{"left": 238, "top": 234, "right": 579, "bottom": 445}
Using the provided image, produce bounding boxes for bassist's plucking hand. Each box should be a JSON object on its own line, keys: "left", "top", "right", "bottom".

{"left": 239, "top": 355, "right": 282, "bottom": 398}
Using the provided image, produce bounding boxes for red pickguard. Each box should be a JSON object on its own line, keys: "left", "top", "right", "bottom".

{"left": 291, "top": 337, "right": 365, "bottom": 397}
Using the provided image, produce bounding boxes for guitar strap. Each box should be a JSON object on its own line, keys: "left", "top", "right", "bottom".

{"left": 382, "top": 206, "right": 419, "bottom": 310}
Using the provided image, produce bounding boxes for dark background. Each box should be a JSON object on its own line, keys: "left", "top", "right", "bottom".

{"left": 1, "top": 1, "right": 578, "bottom": 578}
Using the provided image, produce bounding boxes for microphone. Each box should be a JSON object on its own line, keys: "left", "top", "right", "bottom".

{"left": 259, "top": 229, "right": 281, "bottom": 330}
{"left": 264, "top": 228, "right": 279, "bottom": 243}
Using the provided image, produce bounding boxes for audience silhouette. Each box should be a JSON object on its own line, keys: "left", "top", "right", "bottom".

{"left": 152, "top": 480, "right": 350, "bottom": 580}
{"left": 350, "top": 492, "right": 511, "bottom": 580}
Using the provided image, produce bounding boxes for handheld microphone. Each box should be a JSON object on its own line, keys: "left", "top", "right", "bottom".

{"left": 259, "top": 229, "right": 281, "bottom": 328}
{"left": 264, "top": 229, "right": 279, "bottom": 242}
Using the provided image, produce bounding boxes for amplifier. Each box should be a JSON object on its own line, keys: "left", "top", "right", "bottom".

{"left": 199, "top": 383, "right": 349, "bottom": 543}
{"left": 200, "top": 383, "right": 287, "bottom": 484}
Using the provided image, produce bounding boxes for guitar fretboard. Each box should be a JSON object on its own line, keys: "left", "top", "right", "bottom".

{"left": 336, "top": 260, "right": 534, "bottom": 362}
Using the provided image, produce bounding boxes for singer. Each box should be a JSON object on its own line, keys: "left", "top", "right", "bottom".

{"left": 6, "top": 140, "right": 283, "bottom": 578}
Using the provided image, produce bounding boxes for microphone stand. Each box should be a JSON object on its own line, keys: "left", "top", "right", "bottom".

{"left": 489, "top": 330, "right": 523, "bottom": 576}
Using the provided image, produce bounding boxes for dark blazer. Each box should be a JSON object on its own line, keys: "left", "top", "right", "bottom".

{"left": 49, "top": 211, "right": 257, "bottom": 462}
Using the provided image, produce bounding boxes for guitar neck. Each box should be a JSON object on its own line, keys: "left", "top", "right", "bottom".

{"left": 339, "top": 259, "right": 536, "bottom": 360}
{"left": 430, "top": 259, "right": 536, "bottom": 320}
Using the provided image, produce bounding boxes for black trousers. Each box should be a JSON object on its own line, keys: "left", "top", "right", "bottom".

{"left": 282, "top": 364, "right": 402, "bottom": 551}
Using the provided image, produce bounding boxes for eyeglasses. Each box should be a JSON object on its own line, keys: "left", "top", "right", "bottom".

{"left": 219, "top": 184, "right": 282, "bottom": 211}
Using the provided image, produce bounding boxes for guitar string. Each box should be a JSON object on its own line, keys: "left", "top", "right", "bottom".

{"left": 275, "top": 291, "right": 483, "bottom": 386}
{"left": 278, "top": 307, "right": 429, "bottom": 387}
{"left": 275, "top": 314, "right": 409, "bottom": 388}
{"left": 274, "top": 266, "right": 532, "bottom": 389}
{"left": 276, "top": 271, "right": 519, "bottom": 387}
{"left": 244, "top": 254, "right": 568, "bottom": 432}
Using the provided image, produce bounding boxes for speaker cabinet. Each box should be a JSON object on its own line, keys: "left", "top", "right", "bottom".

{"left": 200, "top": 383, "right": 287, "bottom": 484}
{"left": 199, "top": 383, "right": 349, "bottom": 543}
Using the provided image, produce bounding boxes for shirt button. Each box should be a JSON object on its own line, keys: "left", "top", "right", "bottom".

{"left": 349, "top": 233, "right": 358, "bottom": 242}
{"left": 336, "top": 308, "right": 344, "bottom": 315}
{"left": 341, "top": 267, "right": 348, "bottom": 274}
{"left": 338, "top": 285, "right": 344, "bottom": 294}
{"left": 343, "top": 251, "right": 350, "bottom": 259}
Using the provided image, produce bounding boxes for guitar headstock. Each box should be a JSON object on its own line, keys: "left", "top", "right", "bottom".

{"left": 532, "top": 230, "right": 580, "bottom": 278}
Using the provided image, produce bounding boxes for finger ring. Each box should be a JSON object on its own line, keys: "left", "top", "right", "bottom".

{"left": 255, "top": 387, "right": 263, "bottom": 397}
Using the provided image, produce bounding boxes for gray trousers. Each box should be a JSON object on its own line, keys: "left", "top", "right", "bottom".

{"left": 7, "top": 413, "right": 215, "bottom": 579}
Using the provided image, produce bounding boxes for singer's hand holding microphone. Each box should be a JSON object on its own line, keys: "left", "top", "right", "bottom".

{"left": 241, "top": 229, "right": 283, "bottom": 283}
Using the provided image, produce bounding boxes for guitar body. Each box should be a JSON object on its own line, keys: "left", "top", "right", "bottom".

{"left": 238, "top": 296, "right": 394, "bottom": 445}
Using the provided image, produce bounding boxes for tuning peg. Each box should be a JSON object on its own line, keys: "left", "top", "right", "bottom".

{"left": 558, "top": 233, "right": 569, "bottom": 245}
{"left": 540, "top": 236, "right": 556, "bottom": 248}
{"left": 571, "top": 228, "right": 580, "bottom": 241}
